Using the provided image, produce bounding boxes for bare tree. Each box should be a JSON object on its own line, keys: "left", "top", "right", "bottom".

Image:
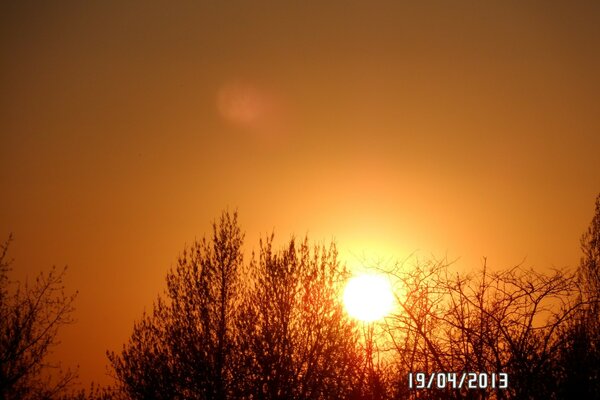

{"left": 0, "top": 235, "right": 78, "bottom": 400}
{"left": 234, "top": 236, "right": 371, "bottom": 400}
{"left": 553, "top": 193, "right": 600, "bottom": 399}
{"left": 107, "top": 206, "right": 599, "bottom": 399}
{"left": 108, "top": 211, "right": 245, "bottom": 400}
{"left": 108, "top": 214, "right": 386, "bottom": 400}
{"left": 380, "top": 258, "right": 579, "bottom": 400}
{"left": 379, "top": 258, "right": 454, "bottom": 400}
{"left": 578, "top": 193, "right": 600, "bottom": 321}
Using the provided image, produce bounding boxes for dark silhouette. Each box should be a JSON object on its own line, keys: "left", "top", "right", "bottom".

{"left": 108, "top": 211, "right": 245, "bottom": 399}
{"left": 578, "top": 193, "right": 600, "bottom": 320}
{"left": 8, "top": 193, "right": 600, "bottom": 399}
{"left": 0, "top": 235, "right": 78, "bottom": 400}
{"left": 234, "top": 235, "right": 368, "bottom": 399}
{"left": 380, "top": 258, "right": 580, "bottom": 400}
{"left": 553, "top": 193, "right": 600, "bottom": 399}
{"left": 105, "top": 198, "right": 600, "bottom": 400}
{"left": 108, "top": 212, "right": 377, "bottom": 399}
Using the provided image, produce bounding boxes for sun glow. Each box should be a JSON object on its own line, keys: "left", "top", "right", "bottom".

{"left": 343, "top": 274, "right": 394, "bottom": 322}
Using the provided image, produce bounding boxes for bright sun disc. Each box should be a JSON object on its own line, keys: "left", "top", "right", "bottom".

{"left": 343, "top": 274, "right": 394, "bottom": 322}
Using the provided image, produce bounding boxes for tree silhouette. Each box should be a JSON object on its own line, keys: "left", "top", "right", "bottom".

{"left": 553, "top": 192, "right": 600, "bottom": 399}
{"left": 109, "top": 211, "right": 244, "bottom": 399}
{"left": 0, "top": 235, "right": 78, "bottom": 400}
{"left": 106, "top": 202, "right": 600, "bottom": 400}
{"left": 234, "top": 236, "right": 367, "bottom": 400}
{"left": 108, "top": 213, "right": 387, "bottom": 399}
{"left": 380, "top": 258, "right": 580, "bottom": 400}
{"left": 578, "top": 193, "right": 600, "bottom": 320}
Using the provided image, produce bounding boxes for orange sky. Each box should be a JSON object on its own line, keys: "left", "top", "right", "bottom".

{"left": 1, "top": 1, "right": 599, "bottom": 387}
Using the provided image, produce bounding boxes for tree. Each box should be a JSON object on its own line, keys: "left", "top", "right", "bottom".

{"left": 109, "top": 207, "right": 600, "bottom": 399}
{"left": 0, "top": 235, "right": 78, "bottom": 400}
{"left": 578, "top": 192, "right": 600, "bottom": 319}
{"left": 234, "top": 236, "right": 369, "bottom": 400}
{"left": 108, "top": 212, "right": 385, "bottom": 400}
{"left": 108, "top": 211, "right": 245, "bottom": 399}
{"left": 379, "top": 258, "right": 579, "bottom": 400}
{"left": 553, "top": 192, "right": 600, "bottom": 399}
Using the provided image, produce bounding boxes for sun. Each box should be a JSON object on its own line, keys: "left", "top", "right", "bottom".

{"left": 343, "top": 274, "right": 394, "bottom": 322}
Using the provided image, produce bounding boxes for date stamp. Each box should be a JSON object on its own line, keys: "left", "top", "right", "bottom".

{"left": 408, "top": 372, "right": 508, "bottom": 390}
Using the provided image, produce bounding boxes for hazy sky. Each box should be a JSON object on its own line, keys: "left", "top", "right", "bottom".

{"left": 1, "top": 1, "right": 599, "bottom": 386}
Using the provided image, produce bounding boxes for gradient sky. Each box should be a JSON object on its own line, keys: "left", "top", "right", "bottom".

{"left": 1, "top": 1, "right": 599, "bottom": 386}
